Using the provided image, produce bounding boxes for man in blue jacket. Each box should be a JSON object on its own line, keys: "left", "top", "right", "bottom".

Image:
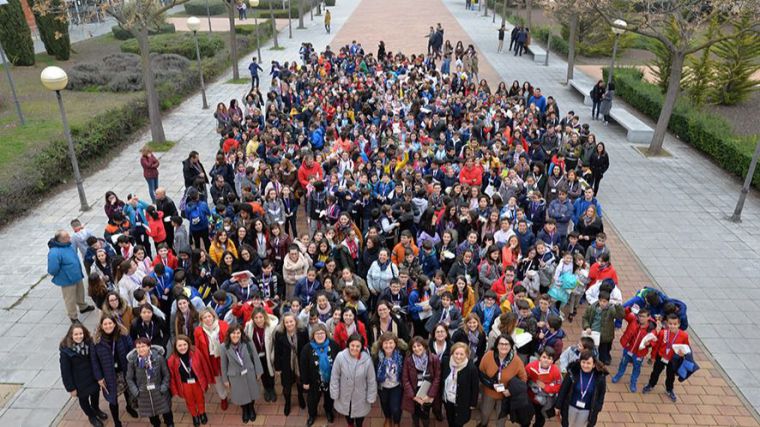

{"left": 47, "top": 230, "right": 94, "bottom": 322}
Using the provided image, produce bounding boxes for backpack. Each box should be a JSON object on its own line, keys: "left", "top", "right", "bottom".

{"left": 186, "top": 203, "right": 205, "bottom": 230}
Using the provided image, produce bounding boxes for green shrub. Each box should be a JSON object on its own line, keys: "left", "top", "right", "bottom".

{"left": 603, "top": 67, "right": 760, "bottom": 187}
{"left": 121, "top": 32, "right": 225, "bottom": 59}
{"left": 185, "top": 0, "right": 227, "bottom": 15}
{"left": 0, "top": 0, "right": 35, "bottom": 65}
{"left": 112, "top": 23, "right": 176, "bottom": 41}
{"left": 251, "top": 6, "right": 299, "bottom": 19}
{"left": 68, "top": 52, "right": 190, "bottom": 92}
{"left": 30, "top": 0, "right": 71, "bottom": 60}
{"left": 532, "top": 26, "right": 568, "bottom": 57}
{"left": 324, "top": 0, "right": 336, "bottom": 5}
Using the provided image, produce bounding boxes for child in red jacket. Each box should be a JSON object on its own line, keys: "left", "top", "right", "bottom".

{"left": 611, "top": 307, "right": 656, "bottom": 392}
{"left": 527, "top": 348, "right": 562, "bottom": 427}
{"left": 643, "top": 314, "right": 690, "bottom": 402}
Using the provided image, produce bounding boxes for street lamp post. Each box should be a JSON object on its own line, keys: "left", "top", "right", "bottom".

{"left": 40, "top": 66, "right": 89, "bottom": 212}
{"left": 729, "top": 139, "right": 760, "bottom": 223}
{"left": 607, "top": 19, "right": 627, "bottom": 89}
{"left": 0, "top": 38, "right": 25, "bottom": 125}
{"left": 250, "top": 0, "right": 261, "bottom": 61}
{"left": 187, "top": 17, "right": 209, "bottom": 110}
{"left": 544, "top": 31, "right": 551, "bottom": 66}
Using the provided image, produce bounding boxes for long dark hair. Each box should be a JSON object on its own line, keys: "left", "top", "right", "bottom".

{"left": 60, "top": 323, "right": 93, "bottom": 349}
{"left": 224, "top": 323, "right": 250, "bottom": 347}
{"left": 578, "top": 350, "right": 608, "bottom": 374}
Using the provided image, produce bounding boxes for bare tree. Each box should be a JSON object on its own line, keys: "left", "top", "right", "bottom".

{"left": 298, "top": 0, "right": 305, "bottom": 29}
{"left": 223, "top": 0, "right": 240, "bottom": 80}
{"left": 269, "top": 0, "right": 279, "bottom": 48}
{"left": 104, "top": 0, "right": 190, "bottom": 144}
{"left": 586, "top": 0, "right": 760, "bottom": 155}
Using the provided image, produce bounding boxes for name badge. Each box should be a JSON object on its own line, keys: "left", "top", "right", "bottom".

{"left": 187, "top": 378, "right": 196, "bottom": 384}
{"left": 147, "top": 384, "right": 156, "bottom": 391}
{"left": 494, "top": 384, "right": 505, "bottom": 392}
{"left": 575, "top": 400, "right": 586, "bottom": 409}
{"left": 241, "top": 369, "right": 248, "bottom": 376}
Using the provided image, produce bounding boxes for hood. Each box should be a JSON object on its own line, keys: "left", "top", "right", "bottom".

{"left": 338, "top": 348, "right": 372, "bottom": 366}
{"left": 547, "top": 328, "right": 566, "bottom": 344}
{"left": 48, "top": 239, "right": 70, "bottom": 249}
{"left": 127, "top": 345, "right": 166, "bottom": 363}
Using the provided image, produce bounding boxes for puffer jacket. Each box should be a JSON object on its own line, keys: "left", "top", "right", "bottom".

{"left": 126, "top": 345, "right": 172, "bottom": 417}
{"left": 47, "top": 239, "right": 84, "bottom": 286}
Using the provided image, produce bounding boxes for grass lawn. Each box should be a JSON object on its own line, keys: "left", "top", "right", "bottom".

{"left": 0, "top": 34, "right": 141, "bottom": 175}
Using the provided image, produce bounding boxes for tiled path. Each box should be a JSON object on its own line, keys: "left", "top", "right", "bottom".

{"left": 2, "top": 0, "right": 760, "bottom": 425}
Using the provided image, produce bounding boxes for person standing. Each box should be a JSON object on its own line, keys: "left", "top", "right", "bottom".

{"left": 60, "top": 323, "right": 107, "bottom": 427}
{"left": 590, "top": 80, "right": 605, "bottom": 121}
{"left": 248, "top": 57, "right": 263, "bottom": 90}
{"left": 125, "top": 338, "right": 174, "bottom": 427}
{"left": 168, "top": 335, "right": 213, "bottom": 427}
{"left": 324, "top": 9, "right": 331, "bottom": 33}
{"left": 221, "top": 324, "right": 264, "bottom": 423}
{"left": 154, "top": 188, "right": 177, "bottom": 251}
{"left": 330, "top": 334, "right": 377, "bottom": 427}
{"left": 300, "top": 324, "right": 340, "bottom": 426}
{"left": 194, "top": 309, "right": 231, "bottom": 411}
{"left": 244, "top": 307, "right": 279, "bottom": 403}
{"left": 509, "top": 25, "right": 520, "bottom": 52}
{"left": 441, "top": 342, "right": 480, "bottom": 427}
{"left": 554, "top": 352, "right": 608, "bottom": 427}
{"left": 402, "top": 337, "right": 441, "bottom": 427}
{"left": 478, "top": 334, "right": 527, "bottom": 427}
{"left": 497, "top": 25, "right": 506, "bottom": 53}
{"left": 274, "top": 312, "right": 309, "bottom": 415}
{"left": 514, "top": 27, "right": 528, "bottom": 56}
{"left": 375, "top": 332, "right": 404, "bottom": 427}
{"left": 48, "top": 230, "right": 95, "bottom": 323}
{"left": 140, "top": 146, "right": 160, "bottom": 203}
{"left": 91, "top": 316, "right": 137, "bottom": 427}
{"left": 599, "top": 82, "right": 614, "bottom": 125}
{"left": 588, "top": 143, "right": 610, "bottom": 196}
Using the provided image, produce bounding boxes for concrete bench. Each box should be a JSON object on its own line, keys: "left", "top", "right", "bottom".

{"left": 609, "top": 107, "right": 654, "bottom": 144}
{"left": 568, "top": 78, "right": 595, "bottom": 106}
{"left": 526, "top": 44, "right": 546, "bottom": 63}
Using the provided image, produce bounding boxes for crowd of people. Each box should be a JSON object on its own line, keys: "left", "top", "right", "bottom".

{"left": 48, "top": 32, "right": 698, "bottom": 427}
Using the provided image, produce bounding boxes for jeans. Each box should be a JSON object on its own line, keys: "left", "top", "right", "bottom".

{"left": 614, "top": 350, "right": 643, "bottom": 387}
{"left": 146, "top": 177, "right": 158, "bottom": 202}
{"left": 514, "top": 42, "right": 525, "bottom": 56}
{"left": 591, "top": 100, "right": 602, "bottom": 120}
{"left": 379, "top": 385, "right": 402, "bottom": 423}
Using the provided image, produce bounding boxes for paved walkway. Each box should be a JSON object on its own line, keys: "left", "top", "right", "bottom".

{"left": 2, "top": 0, "right": 760, "bottom": 425}
{"left": 443, "top": 0, "right": 760, "bottom": 414}
{"left": 0, "top": 2, "right": 357, "bottom": 426}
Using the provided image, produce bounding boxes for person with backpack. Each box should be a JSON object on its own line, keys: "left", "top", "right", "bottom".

{"left": 183, "top": 187, "right": 212, "bottom": 251}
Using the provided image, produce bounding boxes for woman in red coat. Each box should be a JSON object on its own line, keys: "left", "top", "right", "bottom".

{"left": 332, "top": 306, "right": 367, "bottom": 350}
{"left": 401, "top": 336, "right": 441, "bottom": 426}
{"left": 194, "top": 308, "right": 230, "bottom": 410}
{"left": 168, "top": 335, "right": 214, "bottom": 426}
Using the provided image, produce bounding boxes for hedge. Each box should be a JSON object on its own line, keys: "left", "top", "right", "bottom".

{"left": 604, "top": 67, "right": 760, "bottom": 187}
{"left": 112, "top": 23, "right": 177, "bottom": 41}
{"left": 325, "top": 0, "right": 336, "bottom": 5}
{"left": 121, "top": 32, "right": 225, "bottom": 59}
{"left": 0, "top": 20, "right": 274, "bottom": 223}
{"left": 0, "top": 0, "right": 35, "bottom": 65}
{"left": 184, "top": 0, "right": 227, "bottom": 16}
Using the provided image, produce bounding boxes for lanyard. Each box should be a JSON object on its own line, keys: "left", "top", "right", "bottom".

{"left": 243, "top": 285, "right": 251, "bottom": 301}
{"left": 254, "top": 328, "right": 264, "bottom": 349}
{"left": 579, "top": 372, "right": 594, "bottom": 399}
{"left": 234, "top": 346, "right": 244, "bottom": 366}
{"left": 665, "top": 330, "right": 679, "bottom": 355}
{"left": 143, "top": 322, "right": 154, "bottom": 340}
{"left": 179, "top": 356, "right": 193, "bottom": 374}
{"left": 497, "top": 356, "right": 509, "bottom": 382}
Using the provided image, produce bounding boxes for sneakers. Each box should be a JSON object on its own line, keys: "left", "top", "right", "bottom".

{"left": 611, "top": 374, "right": 622, "bottom": 384}
{"left": 667, "top": 391, "right": 677, "bottom": 402}
{"left": 642, "top": 385, "right": 653, "bottom": 394}
{"left": 629, "top": 384, "right": 637, "bottom": 393}
{"left": 80, "top": 305, "right": 96, "bottom": 313}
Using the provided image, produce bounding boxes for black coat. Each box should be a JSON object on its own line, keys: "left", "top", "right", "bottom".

{"left": 60, "top": 344, "right": 99, "bottom": 396}
{"left": 451, "top": 329, "right": 487, "bottom": 365}
{"left": 439, "top": 361, "right": 479, "bottom": 425}
{"left": 555, "top": 362, "right": 607, "bottom": 427}
{"left": 589, "top": 152, "right": 610, "bottom": 179}
{"left": 500, "top": 376, "right": 534, "bottom": 426}
{"left": 274, "top": 328, "right": 310, "bottom": 386}
{"left": 91, "top": 334, "right": 134, "bottom": 405}
{"left": 299, "top": 339, "right": 341, "bottom": 389}
{"left": 130, "top": 317, "right": 169, "bottom": 350}
{"left": 182, "top": 159, "right": 208, "bottom": 188}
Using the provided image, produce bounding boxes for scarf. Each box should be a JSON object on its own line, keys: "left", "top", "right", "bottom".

{"left": 344, "top": 238, "right": 359, "bottom": 259}
{"left": 445, "top": 356, "right": 468, "bottom": 402}
{"left": 345, "top": 321, "right": 357, "bottom": 337}
{"left": 378, "top": 260, "right": 391, "bottom": 272}
{"left": 71, "top": 341, "right": 89, "bottom": 357}
{"left": 311, "top": 340, "right": 332, "bottom": 383}
{"left": 412, "top": 352, "right": 429, "bottom": 372}
{"left": 377, "top": 350, "right": 403, "bottom": 383}
{"left": 467, "top": 330, "right": 480, "bottom": 359}
{"left": 202, "top": 320, "right": 222, "bottom": 358}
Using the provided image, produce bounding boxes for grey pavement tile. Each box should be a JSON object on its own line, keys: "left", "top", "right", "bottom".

{"left": 0, "top": 408, "right": 59, "bottom": 427}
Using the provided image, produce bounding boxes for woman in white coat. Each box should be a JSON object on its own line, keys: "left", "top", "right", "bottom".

{"left": 329, "top": 334, "right": 377, "bottom": 427}
{"left": 244, "top": 307, "right": 279, "bottom": 402}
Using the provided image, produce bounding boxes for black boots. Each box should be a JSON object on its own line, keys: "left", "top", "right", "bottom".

{"left": 199, "top": 413, "right": 208, "bottom": 424}
{"left": 242, "top": 405, "right": 250, "bottom": 423}
{"left": 192, "top": 415, "right": 200, "bottom": 426}
{"left": 88, "top": 416, "right": 103, "bottom": 427}
{"left": 298, "top": 392, "right": 306, "bottom": 409}
{"left": 284, "top": 398, "right": 291, "bottom": 416}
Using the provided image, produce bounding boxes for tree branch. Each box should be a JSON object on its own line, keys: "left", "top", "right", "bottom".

{"left": 686, "top": 24, "right": 760, "bottom": 54}
{"left": 589, "top": 2, "right": 675, "bottom": 51}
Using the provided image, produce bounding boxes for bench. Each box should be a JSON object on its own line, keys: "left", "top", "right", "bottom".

{"left": 609, "top": 107, "right": 654, "bottom": 144}
{"left": 568, "top": 77, "right": 595, "bottom": 106}
{"left": 526, "top": 44, "right": 546, "bottom": 64}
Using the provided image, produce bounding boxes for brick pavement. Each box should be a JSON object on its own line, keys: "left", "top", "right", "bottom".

{"left": 54, "top": 0, "right": 760, "bottom": 426}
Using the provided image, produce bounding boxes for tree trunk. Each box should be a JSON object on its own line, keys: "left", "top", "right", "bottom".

{"left": 298, "top": 0, "right": 305, "bottom": 29}
{"left": 228, "top": 4, "right": 239, "bottom": 80}
{"left": 566, "top": 12, "right": 577, "bottom": 83}
{"left": 136, "top": 30, "right": 166, "bottom": 144}
{"left": 500, "top": 0, "right": 506, "bottom": 27}
{"left": 270, "top": 2, "right": 279, "bottom": 48}
{"left": 526, "top": 0, "right": 531, "bottom": 28}
{"left": 648, "top": 51, "right": 685, "bottom": 155}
